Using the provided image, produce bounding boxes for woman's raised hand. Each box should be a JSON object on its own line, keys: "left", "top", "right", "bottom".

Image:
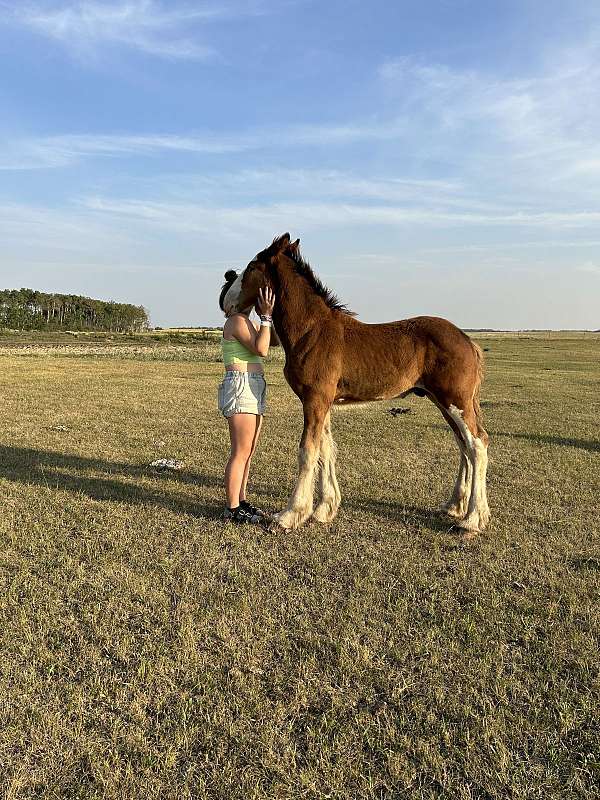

{"left": 258, "top": 286, "right": 275, "bottom": 316}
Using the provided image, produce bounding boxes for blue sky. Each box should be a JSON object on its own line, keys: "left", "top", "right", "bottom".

{"left": 1, "top": 0, "right": 599, "bottom": 328}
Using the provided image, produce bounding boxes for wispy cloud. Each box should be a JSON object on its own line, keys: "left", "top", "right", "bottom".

{"left": 0, "top": 200, "right": 135, "bottom": 257}
{"left": 378, "top": 43, "right": 600, "bottom": 190}
{"left": 5, "top": 35, "right": 600, "bottom": 217}
{"left": 0, "top": 132, "right": 254, "bottom": 170}
{"left": 419, "top": 240, "right": 600, "bottom": 254}
{"left": 81, "top": 195, "right": 600, "bottom": 234}
{"left": 577, "top": 261, "right": 600, "bottom": 275}
{"left": 0, "top": 121, "right": 409, "bottom": 170}
{"left": 379, "top": 47, "right": 600, "bottom": 205}
{"left": 186, "top": 168, "right": 465, "bottom": 202}
{"left": 2, "top": 196, "right": 598, "bottom": 329}
{"left": 137, "top": 168, "right": 474, "bottom": 210}
{"left": 4, "top": 0, "right": 260, "bottom": 60}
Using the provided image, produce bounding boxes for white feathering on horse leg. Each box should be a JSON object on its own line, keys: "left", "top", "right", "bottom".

{"left": 312, "top": 424, "right": 340, "bottom": 523}
{"left": 275, "top": 444, "right": 319, "bottom": 529}
{"left": 447, "top": 405, "right": 490, "bottom": 532}
{"left": 460, "top": 436, "right": 490, "bottom": 530}
{"left": 441, "top": 449, "right": 472, "bottom": 519}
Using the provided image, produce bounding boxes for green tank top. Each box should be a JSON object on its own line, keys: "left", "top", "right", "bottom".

{"left": 221, "top": 336, "right": 263, "bottom": 366}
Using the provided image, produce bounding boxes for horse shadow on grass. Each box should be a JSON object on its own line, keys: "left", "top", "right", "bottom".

{"left": 0, "top": 445, "right": 465, "bottom": 535}
{"left": 0, "top": 444, "right": 429, "bottom": 530}
{"left": 408, "top": 420, "right": 600, "bottom": 454}
{"left": 0, "top": 444, "right": 239, "bottom": 520}
{"left": 343, "top": 495, "right": 461, "bottom": 534}
{"left": 491, "top": 431, "right": 600, "bottom": 453}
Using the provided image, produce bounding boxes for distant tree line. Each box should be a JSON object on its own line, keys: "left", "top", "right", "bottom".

{"left": 0, "top": 288, "right": 149, "bottom": 332}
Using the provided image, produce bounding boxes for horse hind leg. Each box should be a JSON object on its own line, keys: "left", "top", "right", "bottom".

{"left": 442, "top": 439, "right": 472, "bottom": 519}
{"left": 446, "top": 401, "right": 491, "bottom": 533}
{"left": 433, "top": 402, "right": 472, "bottom": 519}
{"left": 312, "top": 412, "right": 341, "bottom": 524}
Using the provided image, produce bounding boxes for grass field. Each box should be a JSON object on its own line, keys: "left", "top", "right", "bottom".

{"left": 1, "top": 333, "right": 598, "bottom": 799}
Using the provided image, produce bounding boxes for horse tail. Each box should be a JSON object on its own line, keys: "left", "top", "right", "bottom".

{"left": 471, "top": 341, "right": 486, "bottom": 437}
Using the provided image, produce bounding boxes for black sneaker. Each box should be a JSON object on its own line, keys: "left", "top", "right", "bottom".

{"left": 223, "top": 505, "right": 261, "bottom": 524}
{"left": 240, "top": 499, "right": 270, "bottom": 520}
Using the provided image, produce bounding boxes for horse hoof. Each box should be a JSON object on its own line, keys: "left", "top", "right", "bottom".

{"left": 273, "top": 510, "right": 307, "bottom": 530}
{"left": 440, "top": 500, "right": 470, "bottom": 519}
{"left": 457, "top": 509, "right": 490, "bottom": 532}
{"left": 267, "top": 519, "right": 288, "bottom": 533}
{"left": 272, "top": 512, "right": 291, "bottom": 530}
{"left": 311, "top": 505, "right": 337, "bottom": 524}
{"left": 441, "top": 505, "right": 463, "bottom": 519}
{"left": 457, "top": 518, "right": 480, "bottom": 533}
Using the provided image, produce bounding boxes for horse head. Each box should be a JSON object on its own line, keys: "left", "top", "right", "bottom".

{"left": 221, "top": 233, "right": 300, "bottom": 315}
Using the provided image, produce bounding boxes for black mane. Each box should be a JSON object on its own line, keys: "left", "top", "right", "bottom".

{"left": 283, "top": 245, "right": 354, "bottom": 315}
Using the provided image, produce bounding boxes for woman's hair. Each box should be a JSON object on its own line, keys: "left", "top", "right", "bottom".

{"left": 219, "top": 270, "right": 238, "bottom": 312}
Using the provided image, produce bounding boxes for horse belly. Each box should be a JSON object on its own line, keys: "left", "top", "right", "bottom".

{"left": 334, "top": 373, "right": 414, "bottom": 404}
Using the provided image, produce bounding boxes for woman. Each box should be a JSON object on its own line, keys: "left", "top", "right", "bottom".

{"left": 218, "top": 271, "right": 276, "bottom": 524}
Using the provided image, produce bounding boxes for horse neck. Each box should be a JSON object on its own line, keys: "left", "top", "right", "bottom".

{"left": 270, "top": 260, "right": 329, "bottom": 350}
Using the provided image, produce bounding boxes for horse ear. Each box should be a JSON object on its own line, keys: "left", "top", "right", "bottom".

{"left": 272, "top": 233, "right": 290, "bottom": 252}
{"left": 288, "top": 238, "right": 300, "bottom": 253}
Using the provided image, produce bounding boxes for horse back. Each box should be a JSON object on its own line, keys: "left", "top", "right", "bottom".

{"left": 334, "top": 315, "right": 477, "bottom": 403}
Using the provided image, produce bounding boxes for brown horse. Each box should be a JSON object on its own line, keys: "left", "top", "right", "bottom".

{"left": 222, "top": 234, "right": 490, "bottom": 533}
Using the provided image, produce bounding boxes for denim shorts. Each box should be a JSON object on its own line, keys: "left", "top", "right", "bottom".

{"left": 218, "top": 371, "right": 267, "bottom": 417}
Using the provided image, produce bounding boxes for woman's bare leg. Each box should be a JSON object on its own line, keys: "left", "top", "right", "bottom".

{"left": 225, "top": 413, "right": 259, "bottom": 508}
{"left": 240, "top": 415, "right": 263, "bottom": 502}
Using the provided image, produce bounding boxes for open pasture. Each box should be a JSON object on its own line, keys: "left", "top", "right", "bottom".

{"left": 1, "top": 334, "right": 598, "bottom": 799}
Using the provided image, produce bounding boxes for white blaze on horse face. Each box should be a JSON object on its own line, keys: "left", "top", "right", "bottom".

{"left": 223, "top": 272, "right": 243, "bottom": 314}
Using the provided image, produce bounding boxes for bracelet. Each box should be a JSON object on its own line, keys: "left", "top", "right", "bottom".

{"left": 260, "top": 314, "right": 273, "bottom": 322}
{"left": 260, "top": 320, "right": 272, "bottom": 328}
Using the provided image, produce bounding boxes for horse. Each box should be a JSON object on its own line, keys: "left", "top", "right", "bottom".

{"left": 222, "top": 233, "right": 490, "bottom": 534}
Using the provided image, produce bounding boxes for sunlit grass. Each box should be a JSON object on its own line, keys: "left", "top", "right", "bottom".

{"left": 0, "top": 335, "right": 598, "bottom": 799}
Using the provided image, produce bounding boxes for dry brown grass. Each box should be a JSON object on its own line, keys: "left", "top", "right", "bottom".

{"left": 0, "top": 334, "right": 598, "bottom": 799}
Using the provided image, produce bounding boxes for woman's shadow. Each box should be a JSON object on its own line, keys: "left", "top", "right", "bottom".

{"left": 0, "top": 444, "right": 226, "bottom": 520}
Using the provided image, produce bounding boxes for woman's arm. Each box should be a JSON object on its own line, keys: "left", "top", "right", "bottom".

{"left": 229, "top": 287, "right": 276, "bottom": 358}
{"left": 228, "top": 314, "right": 270, "bottom": 357}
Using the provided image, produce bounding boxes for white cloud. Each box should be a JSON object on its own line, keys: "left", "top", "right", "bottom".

{"left": 6, "top": 37, "right": 597, "bottom": 221}
{"left": 0, "top": 200, "right": 132, "bottom": 250}
{"left": 378, "top": 43, "right": 600, "bottom": 189}
{"left": 0, "top": 133, "right": 253, "bottom": 170}
{"left": 577, "top": 261, "right": 600, "bottom": 274}
{"left": 4, "top": 0, "right": 260, "bottom": 60}
{"left": 143, "top": 168, "right": 472, "bottom": 208}
{"left": 567, "top": 158, "right": 600, "bottom": 175}
{"left": 81, "top": 195, "right": 600, "bottom": 234}
{"left": 0, "top": 122, "right": 409, "bottom": 170}
{"left": 420, "top": 240, "right": 600, "bottom": 254}
{"left": 2, "top": 198, "right": 598, "bottom": 329}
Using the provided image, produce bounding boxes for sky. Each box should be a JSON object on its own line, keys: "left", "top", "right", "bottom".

{"left": 1, "top": 0, "right": 599, "bottom": 329}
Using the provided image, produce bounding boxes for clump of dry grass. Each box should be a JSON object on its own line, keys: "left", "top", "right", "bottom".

{"left": 0, "top": 335, "right": 598, "bottom": 799}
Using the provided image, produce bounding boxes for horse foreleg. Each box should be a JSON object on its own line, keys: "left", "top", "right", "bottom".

{"left": 275, "top": 397, "right": 328, "bottom": 530}
{"left": 312, "top": 412, "right": 341, "bottom": 524}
